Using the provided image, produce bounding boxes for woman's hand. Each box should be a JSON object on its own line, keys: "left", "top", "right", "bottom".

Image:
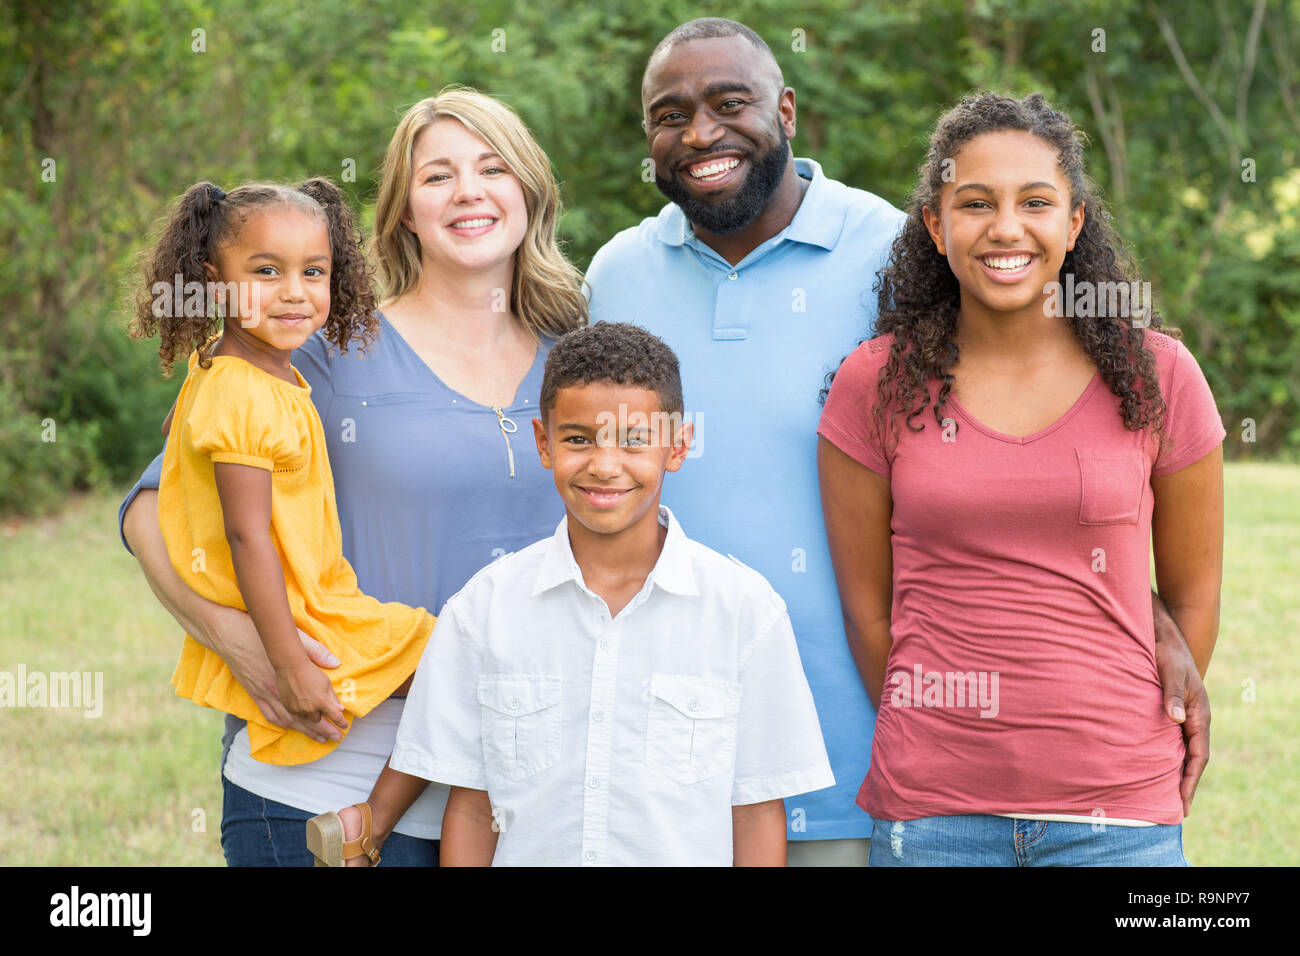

{"left": 200, "top": 602, "right": 346, "bottom": 743}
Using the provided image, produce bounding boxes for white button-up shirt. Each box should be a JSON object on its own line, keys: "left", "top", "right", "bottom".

{"left": 391, "top": 505, "right": 835, "bottom": 866}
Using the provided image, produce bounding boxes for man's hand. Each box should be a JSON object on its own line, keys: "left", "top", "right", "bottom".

{"left": 1152, "top": 593, "right": 1211, "bottom": 816}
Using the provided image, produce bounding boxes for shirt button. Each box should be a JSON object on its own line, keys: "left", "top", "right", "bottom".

{"left": 509, "top": 698, "right": 521, "bottom": 711}
{"left": 598, "top": 639, "right": 610, "bottom": 650}
{"left": 688, "top": 699, "right": 701, "bottom": 712}
{"left": 585, "top": 849, "right": 597, "bottom": 861}
{"left": 728, "top": 271, "right": 738, "bottom": 280}
{"left": 588, "top": 777, "right": 600, "bottom": 789}
{"left": 592, "top": 711, "right": 604, "bottom": 722}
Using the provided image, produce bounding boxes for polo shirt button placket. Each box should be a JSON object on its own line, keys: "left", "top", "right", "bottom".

{"left": 713, "top": 266, "right": 750, "bottom": 340}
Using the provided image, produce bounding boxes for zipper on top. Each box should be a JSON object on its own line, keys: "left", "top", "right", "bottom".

{"left": 493, "top": 406, "right": 518, "bottom": 478}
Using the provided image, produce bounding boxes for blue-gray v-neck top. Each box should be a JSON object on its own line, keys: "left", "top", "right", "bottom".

{"left": 292, "top": 313, "right": 564, "bottom": 610}
{"left": 121, "top": 313, "right": 564, "bottom": 615}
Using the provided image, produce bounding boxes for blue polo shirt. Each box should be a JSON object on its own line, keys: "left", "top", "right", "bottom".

{"left": 585, "top": 157, "right": 904, "bottom": 840}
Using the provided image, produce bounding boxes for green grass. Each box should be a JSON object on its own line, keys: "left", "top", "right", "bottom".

{"left": 0, "top": 491, "right": 226, "bottom": 865}
{"left": 0, "top": 464, "right": 1296, "bottom": 865}
{"left": 1185, "top": 463, "right": 1300, "bottom": 865}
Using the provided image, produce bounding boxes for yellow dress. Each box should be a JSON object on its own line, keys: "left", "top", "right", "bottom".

{"left": 157, "top": 351, "right": 434, "bottom": 765}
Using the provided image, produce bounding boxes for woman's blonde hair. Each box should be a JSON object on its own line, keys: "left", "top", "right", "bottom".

{"left": 373, "top": 86, "right": 587, "bottom": 338}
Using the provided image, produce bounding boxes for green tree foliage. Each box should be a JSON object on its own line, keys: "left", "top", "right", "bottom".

{"left": 1, "top": 0, "right": 1296, "bottom": 514}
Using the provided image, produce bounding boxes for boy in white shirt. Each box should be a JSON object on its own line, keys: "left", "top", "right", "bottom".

{"left": 307, "top": 323, "right": 833, "bottom": 866}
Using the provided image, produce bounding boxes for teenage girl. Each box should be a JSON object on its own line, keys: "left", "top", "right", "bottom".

{"left": 818, "top": 93, "right": 1224, "bottom": 866}
{"left": 132, "top": 178, "right": 433, "bottom": 766}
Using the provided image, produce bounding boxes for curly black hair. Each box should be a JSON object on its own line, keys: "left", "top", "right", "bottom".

{"left": 825, "top": 91, "right": 1176, "bottom": 451}
{"left": 540, "top": 322, "right": 683, "bottom": 423}
{"left": 131, "top": 177, "right": 377, "bottom": 374}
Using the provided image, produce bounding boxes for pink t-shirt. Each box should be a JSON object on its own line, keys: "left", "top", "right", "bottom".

{"left": 817, "top": 330, "right": 1225, "bottom": 825}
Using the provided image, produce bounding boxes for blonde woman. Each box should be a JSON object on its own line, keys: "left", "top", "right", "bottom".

{"left": 119, "top": 87, "right": 586, "bottom": 866}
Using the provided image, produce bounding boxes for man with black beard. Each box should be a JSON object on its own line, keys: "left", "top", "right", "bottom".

{"left": 652, "top": 121, "right": 792, "bottom": 238}
{"left": 585, "top": 17, "right": 906, "bottom": 866}
{"left": 583, "top": 16, "right": 1210, "bottom": 867}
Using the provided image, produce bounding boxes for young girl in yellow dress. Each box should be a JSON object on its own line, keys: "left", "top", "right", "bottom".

{"left": 132, "top": 178, "right": 433, "bottom": 765}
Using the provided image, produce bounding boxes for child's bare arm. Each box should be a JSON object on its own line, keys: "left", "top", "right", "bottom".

{"left": 123, "top": 489, "right": 344, "bottom": 742}
{"left": 818, "top": 437, "right": 893, "bottom": 709}
{"left": 440, "top": 786, "right": 499, "bottom": 866}
{"left": 365, "top": 759, "right": 431, "bottom": 853}
{"left": 732, "top": 799, "right": 787, "bottom": 866}
{"left": 213, "top": 461, "right": 345, "bottom": 730}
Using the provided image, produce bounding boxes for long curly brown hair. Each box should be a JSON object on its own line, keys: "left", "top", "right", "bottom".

{"left": 131, "top": 177, "right": 377, "bottom": 374}
{"left": 826, "top": 92, "right": 1176, "bottom": 451}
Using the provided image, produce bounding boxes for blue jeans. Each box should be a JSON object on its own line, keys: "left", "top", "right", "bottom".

{"left": 220, "top": 776, "right": 439, "bottom": 867}
{"left": 868, "top": 814, "right": 1189, "bottom": 867}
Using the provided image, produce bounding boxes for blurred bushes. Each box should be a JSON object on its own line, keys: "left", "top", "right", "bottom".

{"left": 1, "top": 0, "right": 1296, "bottom": 516}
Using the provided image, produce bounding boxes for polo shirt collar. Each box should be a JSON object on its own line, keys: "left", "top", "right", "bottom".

{"left": 530, "top": 504, "right": 699, "bottom": 598}
{"left": 652, "top": 157, "right": 845, "bottom": 252}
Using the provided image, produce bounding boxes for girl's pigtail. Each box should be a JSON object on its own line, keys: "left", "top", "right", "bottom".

{"left": 298, "top": 177, "right": 377, "bottom": 355}
{"left": 131, "top": 181, "right": 227, "bottom": 374}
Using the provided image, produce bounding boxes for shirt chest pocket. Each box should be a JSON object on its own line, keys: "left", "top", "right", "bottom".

{"left": 1077, "top": 451, "right": 1146, "bottom": 525}
{"left": 477, "top": 676, "right": 562, "bottom": 782}
{"left": 645, "top": 674, "right": 742, "bottom": 785}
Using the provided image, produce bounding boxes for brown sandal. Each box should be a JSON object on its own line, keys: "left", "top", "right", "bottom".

{"left": 306, "top": 803, "right": 381, "bottom": 867}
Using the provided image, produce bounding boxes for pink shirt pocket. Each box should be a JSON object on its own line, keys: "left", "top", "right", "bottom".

{"left": 1076, "top": 450, "right": 1145, "bottom": 525}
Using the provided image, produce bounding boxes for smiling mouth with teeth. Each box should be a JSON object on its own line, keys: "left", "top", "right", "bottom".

{"left": 981, "top": 254, "right": 1034, "bottom": 271}
{"left": 687, "top": 157, "right": 741, "bottom": 180}
{"left": 450, "top": 217, "right": 497, "bottom": 229}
